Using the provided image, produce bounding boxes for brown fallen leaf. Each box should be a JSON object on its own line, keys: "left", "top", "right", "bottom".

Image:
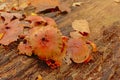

{"left": 0, "top": 12, "right": 24, "bottom": 24}
{"left": 70, "top": 31, "right": 83, "bottom": 38}
{"left": 0, "top": 19, "right": 23, "bottom": 45}
{"left": 30, "top": 0, "right": 59, "bottom": 10}
{"left": 29, "top": 0, "right": 71, "bottom": 13}
{"left": 72, "top": 19, "right": 90, "bottom": 36}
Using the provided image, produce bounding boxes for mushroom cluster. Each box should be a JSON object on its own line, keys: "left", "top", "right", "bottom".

{"left": 0, "top": 12, "right": 96, "bottom": 69}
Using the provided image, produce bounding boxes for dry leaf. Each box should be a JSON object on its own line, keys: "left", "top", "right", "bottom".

{"left": 70, "top": 31, "right": 82, "bottom": 38}
{"left": 29, "top": 0, "right": 71, "bottom": 12}
{"left": 0, "top": 12, "right": 23, "bottom": 24}
{"left": 0, "top": 19, "right": 23, "bottom": 45}
{"left": 29, "top": 0, "right": 60, "bottom": 12}
{"left": 72, "top": 20, "right": 90, "bottom": 36}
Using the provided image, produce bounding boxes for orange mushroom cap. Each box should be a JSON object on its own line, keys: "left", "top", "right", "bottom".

{"left": 67, "top": 38, "right": 90, "bottom": 63}
{"left": 28, "top": 26, "right": 66, "bottom": 61}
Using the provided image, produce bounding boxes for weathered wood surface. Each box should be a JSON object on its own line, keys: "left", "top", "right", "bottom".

{"left": 1, "top": 0, "right": 120, "bottom": 80}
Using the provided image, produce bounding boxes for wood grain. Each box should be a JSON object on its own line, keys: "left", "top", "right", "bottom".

{"left": 0, "top": 0, "right": 120, "bottom": 80}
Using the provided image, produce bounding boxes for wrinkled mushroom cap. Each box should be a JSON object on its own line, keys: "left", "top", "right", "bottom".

{"left": 67, "top": 38, "right": 90, "bottom": 63}
{"left": 28, "top": 26, "right": 65, "bottom": 60}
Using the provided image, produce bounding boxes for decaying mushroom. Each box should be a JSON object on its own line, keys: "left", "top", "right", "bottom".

{"left": 18, "top": 17, "right": 97, "bottom": 68}
{"left": 29, "top": 26, "right": 67, "bottom": 68}
{"left": 17, "top": 15, "right": 68, "bottom": 69}
{"left": 66, "top": 38, "right": 96, "bottom": 64}
{"left": 64, "top": 19, "right": 97, "bottom": 64}
{"left": 0, "top": 12, "right": 97, "bottom": 69}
